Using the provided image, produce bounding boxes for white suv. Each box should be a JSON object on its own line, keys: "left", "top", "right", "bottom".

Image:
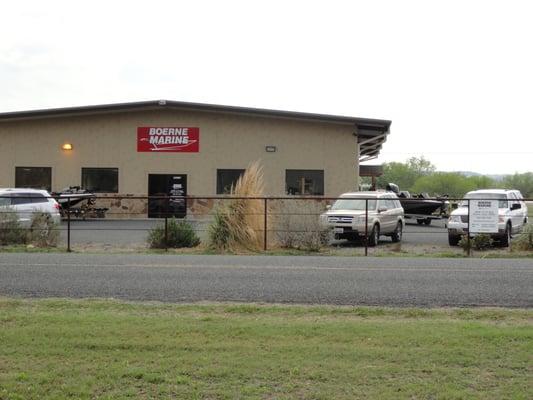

{"left": 447, "top": 189, "right": 528, "bottom": 247}
{"left": 0, "top": 188, "right": 61, "bottom": 227}
{"left": 507, "top": 189, "right": 529, "bottom": 225}
{"left": 319, "top": 191, "right": 404, "bottom": 246}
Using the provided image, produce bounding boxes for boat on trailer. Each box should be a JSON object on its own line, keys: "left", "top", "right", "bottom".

{"left": 51, "top": 186, "right": 108, "bottom": 219}
{"left": 386, "top": 183, "right": 449, "bottom": 225}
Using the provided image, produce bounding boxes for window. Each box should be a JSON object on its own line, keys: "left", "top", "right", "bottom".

{"left": 382, "top": 198, "right": 397, "bottom": 209}
{"left": 12, "top": 193, "right": 49, "bottom": 205}
{"left": 0, "top": 192, "right": 49, "bottom": 206}
{"left": 331, "top": 198, "right": 376, "bottom": 210}
{"left": 82, "top": 168, "right": 118, "bottom": 193}
{"left": 217, "top": 169, "right": 245, "bottom": 194}
{"left": 286, "top": 170, "right": 324, "bottom": 195}
{"left": 15, "top": 167, "right": 52, "bottom": 192}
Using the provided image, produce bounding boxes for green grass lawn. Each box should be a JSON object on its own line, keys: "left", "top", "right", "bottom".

{"left": 1, "top": 299, "right": 532, "bottom": 399}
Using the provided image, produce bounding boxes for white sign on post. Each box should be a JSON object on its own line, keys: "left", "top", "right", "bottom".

{"left": 470, "top": 200, "right": 499, "bottom": 233}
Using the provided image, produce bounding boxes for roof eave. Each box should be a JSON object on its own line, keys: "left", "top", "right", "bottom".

{"left": 0, "top": 99, "right": 391, "bottom": 129}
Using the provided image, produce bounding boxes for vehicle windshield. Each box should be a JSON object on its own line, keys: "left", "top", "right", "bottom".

{"left": 460, "top": 193, "right": 509, "bottom": 208}
{"left": 331, "top": 198, "right": 377, "bottom": 211}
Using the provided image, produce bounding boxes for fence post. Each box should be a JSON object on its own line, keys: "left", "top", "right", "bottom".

{"left": 264, "top": 198, "right": 268, "bottom": 251}
{"left": 67, "top": 197, "right": 71, "bottom": 252}
{"left": 365, "top": 198, "right": 368, "bottom": 256}
{"left": 467, "top": 199, "right": 471, "bottom": 257}
{"left": 164, "top": 196, "right": 169, "bottom": 251}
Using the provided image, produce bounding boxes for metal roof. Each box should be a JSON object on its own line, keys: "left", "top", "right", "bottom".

{"left": 0, "top": 99, "right": 391, "bottom": 160}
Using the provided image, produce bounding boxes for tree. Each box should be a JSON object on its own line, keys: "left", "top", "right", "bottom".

{"left": 503, "top": 172, "right": 533, "bottom": 198}
{"left": 376, "top": 156, "right": 436, "bottom": 191}
{"left": 406, "top": 156, "right": 436, "bottom": 176}
{"left": 468, "top": 175, "right": 497, "bottom": 190}
{"left": 411, "top": 172, "right": 476, "bottom": 198}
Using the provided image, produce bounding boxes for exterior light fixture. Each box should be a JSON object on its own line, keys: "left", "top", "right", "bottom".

{"left": 62, "top": 143, "right": 73, "bottom": 151}
{"left": 265, "top": 145, "right": 277, "bottom": 152}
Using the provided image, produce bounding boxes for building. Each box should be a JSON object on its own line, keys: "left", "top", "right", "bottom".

{"left": 0, "top": 100, "right": 390, "bottom": 217}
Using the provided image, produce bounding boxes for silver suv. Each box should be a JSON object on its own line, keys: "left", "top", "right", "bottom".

{"left": 320, "top": 191, "right": 404, "bottom": 246}
{"left": 0, "top": 188, "right": 61, "bottom": 227}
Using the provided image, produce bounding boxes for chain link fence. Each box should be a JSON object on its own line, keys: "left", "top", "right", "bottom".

{"left": 1, "top": 194, "right": 531, "bottom": 254}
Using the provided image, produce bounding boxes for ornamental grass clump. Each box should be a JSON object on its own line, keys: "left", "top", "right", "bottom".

{"left": 274, "top": 199, "right": 330, "bottom": 251}
{"left": 0, "top": 208, "right": 26, "bottom": 245}
{"left": 0, "top": 210, "right": 59, "bottom": 247}
{"left": 208, "top": 161, "right": 266, "bottom": 251}
{"left": 512, "top": 223, "right": 533, "bottom": 251}
{"left": 28, "top": 212, "right": 60, "bottom": 247}
{"left": 458, "top": 233, "right": 494, "bottom": 252}
{"left": 147, "top": 218, "right": 200, "bottom": 249}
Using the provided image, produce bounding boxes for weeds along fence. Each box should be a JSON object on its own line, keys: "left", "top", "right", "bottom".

{"left": 0, "top": 195, "right": 531, "bottom": 254}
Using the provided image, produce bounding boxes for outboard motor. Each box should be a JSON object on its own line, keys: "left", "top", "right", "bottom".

{"left": 385, "top": 183, "right": 400, "bottom": 194}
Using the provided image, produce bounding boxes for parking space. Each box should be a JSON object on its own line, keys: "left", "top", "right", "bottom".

{"left": 57, "top": 217, "right": 450, "bottom": 248}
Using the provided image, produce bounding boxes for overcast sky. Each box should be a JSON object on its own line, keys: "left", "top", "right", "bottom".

{"left": 2, "top": 1, "right": 532, "bottom": 174}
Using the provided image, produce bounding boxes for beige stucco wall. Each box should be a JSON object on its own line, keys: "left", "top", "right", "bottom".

{"left": 0, "top": 108, "right": 359, "bottom": 196}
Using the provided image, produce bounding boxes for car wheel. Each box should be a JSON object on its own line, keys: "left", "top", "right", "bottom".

{"left": 368, "top": 224, "right": 380, "bottom": 247}
{"left": 424, "top": 218, "right": 431, "bottom": 225}
{"left": 391, "top": 222, "right": 402, "bottom": 243}
{"left": 448, "top": 233, "right": 460, "bottom": 246}
{"left": 499, "top": 223, "right": 511, "bottom": 247}
{"left": 417, "top": 219, "right": 424, "bottom": 225}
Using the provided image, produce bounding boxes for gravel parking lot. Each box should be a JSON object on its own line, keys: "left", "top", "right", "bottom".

{"left": 57, "top": 218, "right": 451, "bottom": 248}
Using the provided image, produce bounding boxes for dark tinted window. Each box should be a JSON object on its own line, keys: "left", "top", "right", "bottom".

{"left": 0, "top": 196, "right": 9, "bottom": 206}
{"left": 15, "top": 167, "right": 52, "bottom": 192}
{"left": 286, "top": 170, "right": 324, "bottom": 195}
{"left": 11, "top": 196, "right": 31, "bottom": 205}
{"left": 82, "top": 168, "right": 119, "bottom": 193}
{"left": 0, "top": 192, "right": 49, "bottom": 206}
{"left": 30, "top": 193, "right": 48, "bottom": 203}
{"left": 11, "top": 193, "right": 36, "bottom": 205}
{"left": 217, "top": 169, "right": 245, "bottom": 194}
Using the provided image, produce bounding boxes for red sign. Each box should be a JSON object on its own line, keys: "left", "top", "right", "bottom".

{"left": 137, "top": 127, "right": 199, "bottom": 152}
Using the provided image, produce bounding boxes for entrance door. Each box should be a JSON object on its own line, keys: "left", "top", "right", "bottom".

{"left": 148, "top": 174, "right": 187, "bottom": 218}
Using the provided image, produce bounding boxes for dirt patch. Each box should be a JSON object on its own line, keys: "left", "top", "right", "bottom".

{"left": 59, "top": 241, "right": 531, "bottom": 258}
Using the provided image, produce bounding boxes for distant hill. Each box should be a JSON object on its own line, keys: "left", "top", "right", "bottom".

{"left": 453, "top": 171, "right": 506, "bottom": 181}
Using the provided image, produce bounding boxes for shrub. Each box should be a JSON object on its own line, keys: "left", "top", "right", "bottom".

{"left": 458, "top": 234, "right": 494, "bottom": 251}
{"left": 28, "top": 212, "right": 60, "bottom": 247}
{"left": 0, "top": 208, "right": 27, "bottom": 245}
{"left": 207, "top": 161, "right": 267, "bottom": 251}
{"left": 147, "top": 218, "right": 200, "bottom": 249}
{"left": 274, "top": 200, "right": 330, "bottom": 251}
{"left": 512, "top": 224, "right": 533, "bottom": 251}
{"left": 208, "top": 207, "right": 234, "bottom": 251}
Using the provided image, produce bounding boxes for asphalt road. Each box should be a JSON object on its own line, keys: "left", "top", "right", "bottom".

{"left": 58, "top": 218, "right": 450, "bottom": 247}
{"left": 1, "top": 253, "right": 531, "bottom": 307}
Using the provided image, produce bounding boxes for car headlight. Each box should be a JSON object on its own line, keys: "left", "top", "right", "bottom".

{"left": 355, "top": 215, "right": 366, "bottom": 224}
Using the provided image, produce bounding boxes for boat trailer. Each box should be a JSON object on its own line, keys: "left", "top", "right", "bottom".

{"left": 52, "top": 186, "right": 109, "bottom": 220}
